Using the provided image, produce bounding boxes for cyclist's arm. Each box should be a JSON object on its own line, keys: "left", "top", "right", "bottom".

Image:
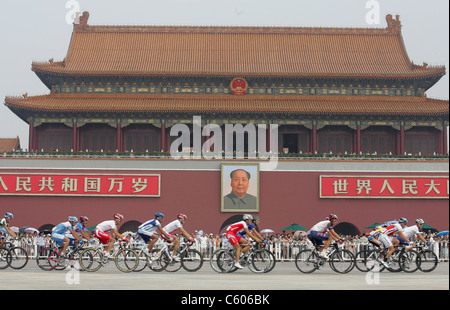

{"left": 80, "top": 229, "right": 92, "bottom": 241}
{"left": 112, "top": 228, "right": 126, "bottom": 240}
{"left": 416, "top": 233, "right": 428, "bottom": 244}
{"left": 328, "top": 229, "right": 341, "bottom": 241}
{"left": 248, "top": 229, "right": 263, "bottom": 243}
{"left": 397, "top": 231, "right": 409, "bottom": 243}
{"left": 157, "top": 226, "right": 173, "bottom": 240}
{"left": 68, "top": 229, "right": 82, "bottom": 241}
{"left": 179, "top": 227, "right": 192, "bottom": 240}
{"left": 5, "top": 227, "right": 17, "bottom": 238}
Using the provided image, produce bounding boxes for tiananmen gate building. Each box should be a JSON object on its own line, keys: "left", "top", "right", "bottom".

{"left": 2, "top": 12, "right": 448, "bottom": 234}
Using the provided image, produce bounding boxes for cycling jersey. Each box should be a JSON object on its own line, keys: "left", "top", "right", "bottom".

{"left": 163, "top": 219, "right": 182, "bottom": 234}
{"left": 51, "top": 222, "right": 75, "bottom": 245}
{"left": 0, "top": 218, "right": 10, "bottom": 235}
{"left": 226, "top": 221, "right": 248, "bottom": 246}
{"left": 309, "top": 220, "right": 333, "bottom": 234}
{"left": 236, "top": 223, "right": 255, "bottom": 238}
{"left": 401, "top": 225, "right": 420, "bottom": 240}
{"left": 138, "top": 219, "right": 161, "bottom": 243}
{"left": 94, "top": 220, "right": 117, "bottom": 245}
{"left": 96, "top": 220, "right": 117, "bottom": 232}
{"left": 381, "top": 223, "right": 402, "bottom": 236}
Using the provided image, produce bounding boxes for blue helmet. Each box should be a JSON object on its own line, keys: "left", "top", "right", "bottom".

{"left": 155, "top": 212, "right": 165, "bottom": 219}
{"left": 398, "top": 217, "right": 408, "bottom": 224}
{"left": 4, "top": 212, "right": 13, "bottom": 219}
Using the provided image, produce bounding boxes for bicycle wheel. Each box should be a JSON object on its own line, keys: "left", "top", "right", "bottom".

{"left": 210, "top": 249, "right": 235, "bottom": 273}
{"left": 295, "top": 249, "right": 320, "bottom": 274}
{"left": 385, "top": 250, "right": 402, "bottom": 273}
{"left": 329, "top": 249, "right": 355, "bottom": 274}
{"left": 149, "top": 250, "right": 170, "bottom": 272}
{"left": 417, "top": 250, "right": 438, "bottom": 272}
{"left": 0, "top": 247, "right": 9, "bottom": 269}
{"left": 115, "top": 248, "right": 139, "bottom": 273}
{"left": 36, "top": 247, "right": 58, "bottom": 271}
{"left": 132, "top": 249, "right": 150, "bottom": 272}
{"left": 181, "top": 249, "right": 203, "bottom": 272}
{"left": 79, "top": 248, "right": 103, "bottom": 272}
{"left": 250, "top": 249, "right": 274, "bottom": 273}
{"left": 7, "top": 247, "right": 29, "bottom": 270}
{"left": 399, "top": 250, "right": 419, "bottom": 273}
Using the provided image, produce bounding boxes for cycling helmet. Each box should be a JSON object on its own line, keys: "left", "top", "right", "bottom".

{"left": 243, "top": 214, "right": 253, "bottom": 221}
{"left": 4, "top": 212, "right": 13, "bottom": 219}
{"left": 68, "top": 216, "right": 78, "bottom": 223}
{"left": 252, "top": 215, "right": 260, "bottom": 222}
{"left": 114, "top": 213, "right": 124, "bottom": 221}
{"left": 80, "top": 216, "right": 89, "bottom": 223}
{"left": 326, "top": 214, "right": 338, "bottom": 221}
{"left": 398, "top": 217, "right": 408, "bottom": 224}
{"left": 416, "top": 218, "right": 424, "bottom": 225}
{"left": 177, "top": 214, "right": 188, "bottom": 221}
{"left": 155, "top": 212, "right": 165, "bottom": 219}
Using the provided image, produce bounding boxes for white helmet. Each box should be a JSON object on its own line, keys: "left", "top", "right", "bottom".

{"left": 243, "top": 214, "right": 253, "bottom": 221}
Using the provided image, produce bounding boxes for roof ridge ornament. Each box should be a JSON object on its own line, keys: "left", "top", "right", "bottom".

{"left": 74, "top": 11, "right": 90, "bottom": 31}
{"left": 386, "top": 14, "right": 402, "bottom": 34}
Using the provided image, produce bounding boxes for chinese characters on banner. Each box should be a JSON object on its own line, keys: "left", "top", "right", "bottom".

{"left": 320, "top": 176, "right": 449, "bottom": 199}
{"left": 0, "top": 173, "right": 161, "bottom": 197}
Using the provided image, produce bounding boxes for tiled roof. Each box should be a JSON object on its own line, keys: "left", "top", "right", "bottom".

{"left": 31, "top": 13, "right": 445, "bottom": 79}
{"left": 5, "top": 93, "right": 449, "bottom": 116}
{"left": 0, "top": 137, "right": 21, "bottom": 153}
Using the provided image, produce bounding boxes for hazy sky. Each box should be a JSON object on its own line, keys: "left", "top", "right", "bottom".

{"left": 0, "top": 0, "right": 448, "bottom": 149}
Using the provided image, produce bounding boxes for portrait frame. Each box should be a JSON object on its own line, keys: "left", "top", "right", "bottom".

{"left": 221, "top": 163, "right": 260, "bottom": 213}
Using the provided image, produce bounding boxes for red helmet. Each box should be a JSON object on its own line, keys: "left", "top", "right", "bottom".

{"left": 114, "top": 213, "right": 124, "bottom": 221}
{"left": 177, "top": 214, "right": 188, "bottom": 221}
{"left": 326, "top": 214, "right": 338, "bottom": 221}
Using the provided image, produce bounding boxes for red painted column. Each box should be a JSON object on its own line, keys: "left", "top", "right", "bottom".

{"left": 29, "top": 121, "right": 35, "bottom": 151}
{"left": 160, "top": 123, "right": 166, "bottom": 152}
{"left": 356, "top": 125, "right": 361, "bottom": 154}
{"left": 400, "top": 125, "right": 405, "bottom": 155}
{"left": 312, "top": 124, "right": 317, "bottom": 153}
{"left": 116, "top": 123, "right": 123, "bottom": 152}
{"left": 72, "top": 122, "right": 78, "bottom": 152}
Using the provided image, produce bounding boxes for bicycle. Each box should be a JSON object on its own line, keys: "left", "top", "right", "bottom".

{"left": 36, "top": 241, "right": 88, "bottom": 271}
{"left": 415, "top": 243, "right": 439, "bottom": 272}
{"left": 354, "top": 244, "right": 419, "bottom": 273}
{"left": 78, "top": 239, "right": 139, "bottom": 273}
{"left": 210, "top": 241, "right": 276, "bottom": 273}
{"left": 0, "top": 238, "right": 29, "bottom": 270}
{"left": 133, "top": 239, "right": 203, "bottom": 272}
{"left": 294, "top": 238, "right": 355, "bottom": 274}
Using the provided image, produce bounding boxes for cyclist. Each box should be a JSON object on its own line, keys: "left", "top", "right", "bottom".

{"left": 236, "top": 215, "right": 264, "bottom": 245}
{"left": 95, "top": 213, "right": 128, "bottom": 257}
{"left": 377, "top": 217, "right": 410, "bottom": 268}
{"left": 225, "top": 214, "right": 254, "bottom": 269}
{"left": 393, "top": 218, "right": 430, "bottom": 249}
{"left": 66, "top": 216, "right": 93, "bottom": 244}
{"left": 51, "top": 216, "right": 82, "bottom": 255}
{"left": 138, "top": 212, "right": 174, "bottom": 256}
{"left": 0, "top": 212, "right": 17, "bottom": 239}
{"left": 162, "top": 214, "right": 195, "bottom": 259}
{"left": 307, "top": 214, "right": 341, "bottom": 259}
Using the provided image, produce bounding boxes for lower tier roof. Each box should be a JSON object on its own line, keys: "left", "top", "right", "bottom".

{"left": 5, "top": 93, "right": 449, "bottom": 119}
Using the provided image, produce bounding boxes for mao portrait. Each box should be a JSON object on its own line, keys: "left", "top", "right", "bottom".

{"left": 221, "top": 164, "right": 259, "bottom": 212}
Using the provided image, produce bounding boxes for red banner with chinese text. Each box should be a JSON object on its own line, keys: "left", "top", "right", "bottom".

{"left": 0, "top": 173, "right": 161, "bottom": 197}
{"left": 320, "top": 175, "right": 449, "bottom": 199}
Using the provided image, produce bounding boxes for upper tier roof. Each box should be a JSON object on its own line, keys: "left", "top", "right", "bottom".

{"left": 31, "top": 12, "right": 445, "bottom": 80}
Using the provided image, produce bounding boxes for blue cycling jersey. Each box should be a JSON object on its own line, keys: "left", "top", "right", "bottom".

{"left": 236, "top": 223, "right": 255, "bottom": 238}
{"left": 52, "top": 222, "right": 74, "bottom": 235}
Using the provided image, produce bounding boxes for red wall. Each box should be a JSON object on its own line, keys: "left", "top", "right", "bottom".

{"left": 1, "top": 167, "right": 448, "bottom": 234}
